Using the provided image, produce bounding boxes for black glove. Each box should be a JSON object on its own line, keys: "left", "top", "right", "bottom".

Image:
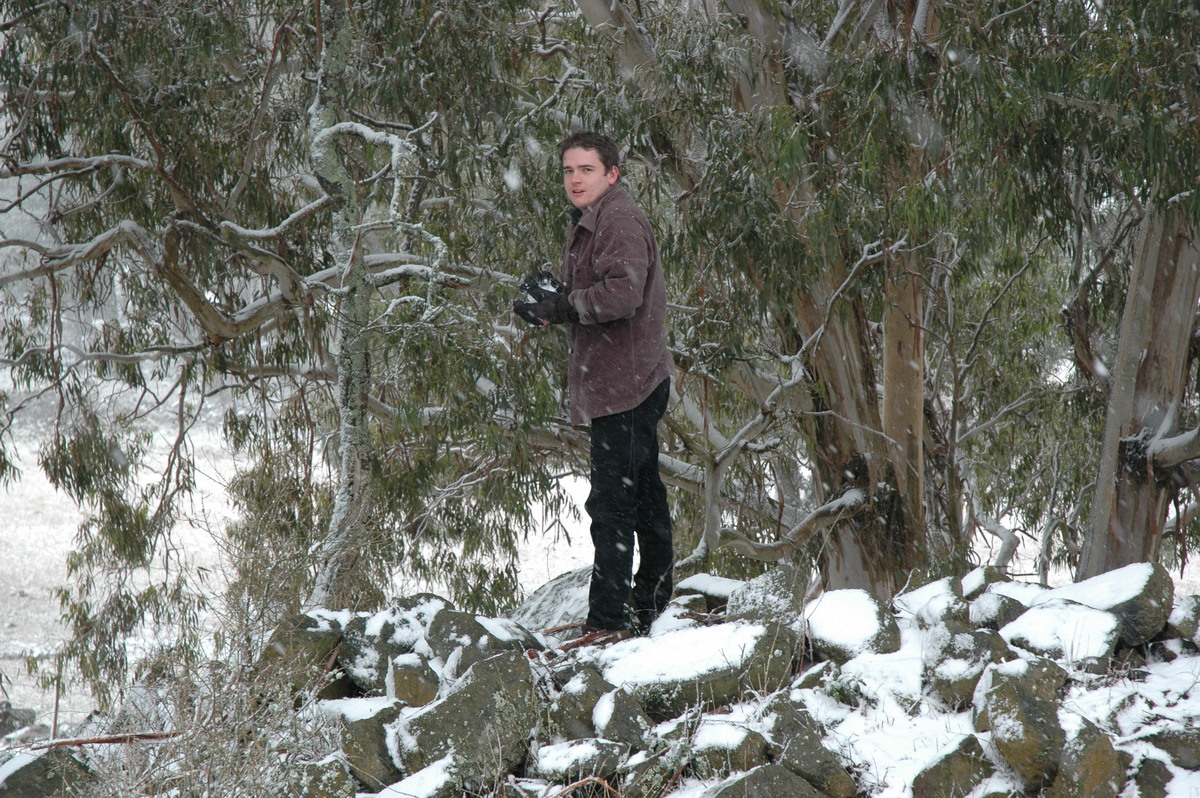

{"left": 513, "top": 293, "right": 576, "bottom": 326}
{"left": 518, "top": 270, "right": 563, "bottom": 302}
{"left": 513, "top": 270, "right": 577, "bottom": 325}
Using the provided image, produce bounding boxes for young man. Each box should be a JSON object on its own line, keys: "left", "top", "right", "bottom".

{"left": 513, "top": 131, "right": 674, "bottom": 638}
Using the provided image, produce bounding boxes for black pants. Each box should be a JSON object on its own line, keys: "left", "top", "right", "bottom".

{"left": 585, "top": 377, "right": 674, "bottom": 631}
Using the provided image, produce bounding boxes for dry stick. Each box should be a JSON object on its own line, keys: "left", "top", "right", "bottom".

{"left": 32, "top": 732, "right": 179, "bottom": 750}
{"left": 550, "top": 776, "right": 622, "bottom": 797}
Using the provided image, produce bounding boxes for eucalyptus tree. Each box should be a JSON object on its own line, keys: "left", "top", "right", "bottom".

{"left": 0, "top": 0, "right": 581, "bottom": 697}
{"left": 1040, "top": 3, "right": 1200, "bottom": 579}
{"left": 558, "top": 0, "right": 1092, "bottom": 595}
{"left": 561, "top": 0, "right": 1200, "bottom": 592}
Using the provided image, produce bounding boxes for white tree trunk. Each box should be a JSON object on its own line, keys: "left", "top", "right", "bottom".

{"left": 1079, "top": 208, "right": 1200, "bottom": 579}
{"left": 305, "top": 0, "right": 372, "bottom": 611}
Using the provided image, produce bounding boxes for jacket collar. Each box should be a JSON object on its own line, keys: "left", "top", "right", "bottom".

{"left": 568, "top": 185, "right": 624, "bottom": 231}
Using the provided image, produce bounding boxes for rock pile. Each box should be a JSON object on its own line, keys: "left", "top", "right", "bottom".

{"left": 3, "top": 561, "right": 1199, "bottom": 797}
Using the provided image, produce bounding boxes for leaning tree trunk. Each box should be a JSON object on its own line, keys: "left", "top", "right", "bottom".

{"left": 1078, "top": 208, "right": 1200, "bottom": 580}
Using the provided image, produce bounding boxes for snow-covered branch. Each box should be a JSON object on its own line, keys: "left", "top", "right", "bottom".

{"left": 1150, "top": 425, "right": 1200, "bottom": 470}
{"left": 219, "top": 196, "right": 334, "bottom": 240}
{"left": 0, "top": 153, "right": 154, "bottom": 179}
{"left": 974, "top": 513, "right": 1020, "bottom": 569}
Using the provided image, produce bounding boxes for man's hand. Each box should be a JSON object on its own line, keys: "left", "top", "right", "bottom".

{"left": 514, "top": 271, "right": 577, "bottom": 325}
{"left": 513, "top": 293, "right": 575, "bottom": 325}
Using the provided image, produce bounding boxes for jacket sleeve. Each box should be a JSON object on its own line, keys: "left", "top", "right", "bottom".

{"left": 569, "top": 209, "right": 651, "bottom": 325}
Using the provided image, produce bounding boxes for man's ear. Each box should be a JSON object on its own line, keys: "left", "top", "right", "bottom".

{"left": 608, "top": 165, "right": 620, "bottom": 185}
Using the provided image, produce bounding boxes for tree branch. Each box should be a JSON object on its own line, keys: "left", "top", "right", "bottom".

{"left": 719, "top": 487, "right": 868, "bottom": 561}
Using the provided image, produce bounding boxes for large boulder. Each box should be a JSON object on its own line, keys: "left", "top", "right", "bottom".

{"left": 424, "top": 609, "right": 536, "bottom": 678}
{"left": 1132, "top": 756, "right": 1175, "bottom": 798}
{"left": 0, "top": 748, "right": 91, "bottom": 796}
{"left": 960, "top": 566, "right": 1010, "bottom": 600}
{"left": 618, "top": 738, "right": 691, "bottom": 798}
{"left": 973, "top": 658, "right": 1067, "bottom": 789}
{"left": 288, "top": 757, "right": 357, "bottom": 798}
{"left": 758, "top": 695, "right": 856, "bottom": 798}
{"left": 999, "top": 599, "right": 1122, "bottom": 664}
{"left": 258, "top": 610, "right": 346, "bottom": 695}
{"left": 1032, "top": 562, "right": 1174, "bottom": 647}
{"left": 675, "top": 573, "right": 746, "bottom": 613}
{"left": 593, "top": 688, "right": 653, "bottom": 749}
{"left": 1165, "top": 595, "right": 1200, "bottom": 644}
{"left": 924, "top": 620, "right": 1013, "bottom": 709}
{"left": 387, "top": 653, "right": 439, "bottom": 707}
{"left": 968, "top": 592, "right": 1027, "bottom": 631}
{"left": 1044, "top": 716, "right": 1125, "bottom": 798}
{"left": 1143, "top": 727, "right": 1200, "bottom": 770}
{"left": 574, "top": 621, "right": 796, "bottom": 722}
{"left": 910, "top": 734, "right": 995, "bottom": 798}
{"left": 549, "top": 667, "right": 614, "bottom": 741}
{"left": 0, "top": 703, "right": 35, "bottom": 738}
{"left": 333, "top": 698, "right": 405, "bottom": 791}
{"left": 506, "top": 566, "right": 591, "bottom": 632}
{"left": 339, "top": 595, "right": 450, "bottom": 695}
{"left": 895, "top": 576, "right": 969, "bottom": 628}
{"left": 691, "top": 720, "right": 770, "bottom": 777}
{"left": 377, "top": 755, "right": 459, "bottom": 798}
{"left": 725, "top": 563, "right": 812, "bottom": 627}
{"left": 388, "top": 650, "right": 538, "bottom": 790}
{"left": 803, "top": 589, "right": 902, "bottom": 663}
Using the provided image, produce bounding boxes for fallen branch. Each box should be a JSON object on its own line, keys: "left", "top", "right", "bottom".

{"left": 549, "top": 775, "right": 621, "bottom": 797}
{"left": 32, "top": 731, "right": 179, "bottom": 750}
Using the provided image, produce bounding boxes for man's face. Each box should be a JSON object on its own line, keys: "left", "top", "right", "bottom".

{"left": 562, "top": 147, "right": 618, "bottom": 210}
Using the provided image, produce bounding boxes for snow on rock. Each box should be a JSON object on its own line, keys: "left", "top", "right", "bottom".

{"left": 575, "top": 620, "right": 795, "bottom": 721}
{"left": 505, "top": 566, "right": 591, "bottom": 632}
{"left": 725, "top": 562, "right": 811, "bottom": 627}
{"left": 999, "top": 598, "right": 1123, "bottom": 664}
{"left": 986, "top": 579, "right": 1048, "bottom": 606}
{"left": 804, "top": 588, "right": 901, "bottom": 663}
{"left": 377, "top": 754, "right": 454, "bottom": 798}
{"left": 1166, "top": 594, "right": 1200, "bottom": 643}
{"left": 9, "top": 565, "right": 1200, "bottom": 798}
{"left": 1031, "top": 561, "right": 1173, "bottom": 646}
{"left": 531, "top": 737, "right": 627, "bottom": 783}
{"left": 968, "top": 590, "right": 1026, "bottom": 630}
{"left": 676, "top": 572, "right": 746, "bottom": 612}
{"left": 894, "top": 576, "right": 968, "bottom": 627}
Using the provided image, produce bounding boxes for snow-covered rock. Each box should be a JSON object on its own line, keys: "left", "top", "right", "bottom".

{"left": 1031, "top": 561, "right": 1173, "bottom": 647}
{"left": 8, "top": 563, "right": 1200, "bottom": 797}
{"left": 573, "top": 620, "right": 796, "bottom": 721}
{"left": 388, "top": 650, "right": 538, "bottom": 790}
{"left": 973, "top": 657, "right": 1068, "bottom": 788}
{"left": 803, "top": 588, "right": 902, "bottom": 663}
{"left": 530, "top": 737, "right": 628, "bottom": 783}
{"left": 1000, "top": 598, "right": 1123, "bottom": 664}
{"left": 909, "top": 734, "right": 995, "bottom": 798}
{"left": 676, "top": 572, "right": 745, "bottom": 612}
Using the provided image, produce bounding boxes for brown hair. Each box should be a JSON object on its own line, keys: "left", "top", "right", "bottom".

{"left": 558, "top": 131, "right": 621, "bottom": 173}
